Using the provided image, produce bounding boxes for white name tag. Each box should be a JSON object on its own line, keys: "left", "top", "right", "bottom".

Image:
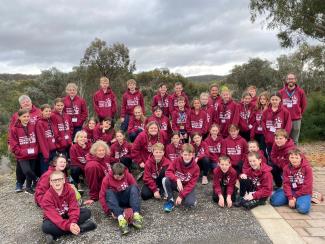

{"left": 221, "top": 119, "right": 226, "bottom": 123}
{"left": 72, "top": 117, "right": 78, "bottom": 122}
{"left": 64, "top": 135, "right": 69, "bottom": 140}
{"left": 292, "top": 182, "right": 297, "bottom": 189}
{"left": 248, "top": 124, "right": 253, "bottom": 129}
{"left": 257, "top": 126, "right": 263, "bottom": 131}
{"left": 52, "top": 138, "right": 56, "bottom": 143}
{"left": 270, "top": 126, "right": 276, "bottom": 133}
{"left": 287, "top": 102, "right": 293, "bottom": 108}
{"left": 27, "top": 148, "right": 35, "bottom": 154}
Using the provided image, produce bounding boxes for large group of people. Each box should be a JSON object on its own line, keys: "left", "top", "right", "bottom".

{"left": 8, "top": 73, "right": 314, "bottom": 242}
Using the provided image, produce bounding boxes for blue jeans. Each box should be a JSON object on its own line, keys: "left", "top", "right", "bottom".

{"left": 270, "top": 188, "right": 311, "bottom": 214}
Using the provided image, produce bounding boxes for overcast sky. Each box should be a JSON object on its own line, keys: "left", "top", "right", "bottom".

{"left": 0, "top": 0, "right": 300, "bottom": 76}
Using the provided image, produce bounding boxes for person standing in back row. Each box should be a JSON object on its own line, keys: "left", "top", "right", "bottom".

{"left": 278, "top": 73, "right": 307, "bottom": 145}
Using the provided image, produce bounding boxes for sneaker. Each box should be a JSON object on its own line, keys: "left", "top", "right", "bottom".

{"left": 234, "top": 195, "right": 242, "bottom": 208}
{"left": 132, "top": 213, "right": 143, "bottom": 229}
{"left": 118, "top": 217, "right": 130, "bottom": 235}
{"left": 15, "top": 182, "right": 23, "bottom": 193}
{"left": 25, "top": 188, "right": 35, "bottom": 195}
{"left": 80, "top": 219, "right": 97, "bottom": 233}
{"left": 163, "top": 200, "right": 174, "bottom": 212}
{"left": 31, "top": 177, "right": 39, "bottom": 190}
{"left": 45, "top": 234, "right": 54, "bottom": 244}
{"left": 201, "top": 176, "right": 208, "bottom": 185}
{"left": 77, "top": 183, "right": 85, "bottom": 193}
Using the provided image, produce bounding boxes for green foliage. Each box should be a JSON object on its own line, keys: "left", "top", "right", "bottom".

{"left": 300, "top": 92, "right": 325, "bottom": 142}
{"left": 187, "top": 74, "right": 226, "bottom": 83}
{"left": 250, "top": 0, "right": 325, "bottom": 47}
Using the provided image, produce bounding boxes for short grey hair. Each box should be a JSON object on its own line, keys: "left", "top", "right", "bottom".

{"left": 18, "top": 95, "right": 31, "bottom": 105}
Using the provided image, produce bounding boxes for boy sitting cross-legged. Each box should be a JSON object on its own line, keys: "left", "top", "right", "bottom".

{"left": 99, "top": 163, "right": 143, "bottom": 235}
{"left": 41, "top": 171, "right": 96, "bottom": 243}
{"left": 162, "top": 143, "right": 200, "bottom": 212}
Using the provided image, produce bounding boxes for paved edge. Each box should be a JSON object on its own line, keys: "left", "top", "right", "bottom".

{"left": 251, "top": 204, "right": 306, "bottom": 244}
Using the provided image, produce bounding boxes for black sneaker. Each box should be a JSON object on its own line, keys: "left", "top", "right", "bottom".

{"left": 25, "top": 188, "right": 35, "bottom": 195}
{"left": 80, "top": 219, "right": 97, "bottom": 233}
{"left": 45, "top": 234, "right": 54, "bottom": 244}
{"left": 15, "top": 182, "right": 23, "bottom": 193}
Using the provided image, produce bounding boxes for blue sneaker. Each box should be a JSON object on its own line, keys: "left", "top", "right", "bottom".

{"left": 163, "top": 200, "right": 174, "bottom": 212}
{"left": 15, "top": 182, "right": 23, "bottom": 193}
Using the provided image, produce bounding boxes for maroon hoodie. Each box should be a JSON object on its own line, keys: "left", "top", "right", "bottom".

{"left": 93, "top": 124, "right": 115, "bottom": 145}
{"left": 238, "top": 102, "right": 254, "bottom": 132}
{"left": 192, "top": 141, "right": 210, "bottom": 161}
{"left": 271, "top": 139, "right": 296, "bottom": 169}
{"left": 165, "top": 143, "right": 182, "bottom": 162}
{"left": 166, "top": 157, "right": 200, "bottom": 199}
{"left": 42, "top": 183, "right": 80, "bottom": 231}
{"left": 171, "top": 108, "right": 190, "bottom": 132}
{"left": 146, "top": 114, "right": 172, "bottom": 137}
{"left": 51, "top": 111, "right": 73, "bottom": 151}
{"left": 222, "top": 135, "right": 248, "bottom": 167}
{"left": 213, "top": 166, "right": 237, "bottom": 196}
{"left": 9, "top": 105, "right": 41, "bottom": 130}
{"left": 83, "top": 126, "right": 95, "bottom": 143}
{"left": 249, "top": 108, "right": 265, "bottom": 139}
{"left": 110, "top": 140, "right": 132, "bottom": 162}
{"left": 84, "top": 153, "right": 113, "bottom": 201}
{"left": 127, "top": 116, "right": 145, "bottom": 134}
{"left": 169, "top": 91, "right": 190, "bottom": 114}
{"left": 35, "top": 116, "right": 57, "bottom": 160}
{"left": 92, "top": 88, "right": 117, "bottom": 119}
{"left": 245, "top": 163, "right": 273, "bottom": 200}
{"left": 207, "top": 95, "right": 221, "bottom": 112}
{"left": 121, "top": 89, "right": 145, "bottom": 118}
{"left": 99, "top": 168, "right": 137, "bottom": 215}
{"left": 242, "top": 150, "right": 267, "bottom": 174}
{"left": 213, "top": 99, "right": 240, "bottom": 138}
{"left": 69, "top": 142, "right": 91, "bottom": 170}
{"left": 188, "top": 109, "right": 208, "bottom": 136}
{"left": 283, "top": 157, "right": 313, "bottom": 200}
{"left": 143, "top": 155, "right": 171, "bottom": 193}
{"left": 9, "top": 121, "right": 39, "bottom": 160}
{"left": 35, "top": 166, "right": 55, "bottom": 207}
{"left": 204, "top": 135, "right": 223, "bottom": 163}
{"left": 262, "top": 105, "right": 292, "bottom": 146}
{"left": 279, "top": 84, "right": 307, "bottom": 121}
{"left": 151, "top": 92, "right": 170, "bottom": 117}
{"left": 63, "top": 95, "right": 88, "bottom": 128}
{"left": 131, "top": 130, "right": 168, "bottom": 164}
{"left": 250, "top": 96, "right": 257, "bottom": 108}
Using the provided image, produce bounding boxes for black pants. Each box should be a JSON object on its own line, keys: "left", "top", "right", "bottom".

{"left": 18, "top": 159, "right": 37, "bottom": 189}
{"left": 128, "top": 129, "right": 143, "bottom": 143}
{"left": 266, "top": 145, "right": 273, "bottom": 163}
{"left": 212, "top": 185, "right": 238, "bottom": 203}
{"left": 141, "top": 168, "right": 166, "bottom": 200}
{"left": 119, "top": 157, "right": 132, "bottom": 170}
{"left": 16, "top": 160, "right": 26, "bottom": 185}
{"left": 254, "top": 134, "right": 267, "bottom": 159}
{"left": 197, "top": 157, "right": 217, "bottom": 176}
{"left": 70, "top": 166, "right": 84, "bottom": 185}
{"left": 240, "top": 131, "right": 250, "bottom": 142}
{"left": 239, "top": 178, "right": 267, "bottom": 209}
{"left": 233, "top": 160, "right": 243, "bottom": 176}
{"left": 42, "top": 208, "right": 91, "bottom": 239}
{"left": 271, "top": 164, "right": 283, "bottom": 188}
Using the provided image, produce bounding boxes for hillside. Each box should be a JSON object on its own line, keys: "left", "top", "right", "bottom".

{"left": 186, "top": 74, "right": 226, "bottom": 83}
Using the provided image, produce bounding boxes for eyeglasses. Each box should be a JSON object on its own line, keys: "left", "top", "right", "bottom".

{"left": 50, "top": 178, "right": 64, "bottom": 183}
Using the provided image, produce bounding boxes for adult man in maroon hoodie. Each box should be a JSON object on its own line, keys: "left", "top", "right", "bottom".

{"left": 279, "top": 73, "right": 307, "bottom": 145}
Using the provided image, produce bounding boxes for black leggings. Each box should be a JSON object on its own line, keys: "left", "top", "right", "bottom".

{"left": 197, "top": 157, "right": 216, "bottom": 176}
{"left": 141, "top": 168, "right": 166, "bottom": 200}
{"left": 18, "top": 159, "right": 37, "bottom": 189}
{"left": 212, "top": 186, "right": 238, "bottom": 203}
{"left": 239, "top": 178, "right": 267, "bottom": 209}
{"left": 70, "top": 166, "right": 84, "bottom": 185}
{"left": 42, "top": 208, "right": 91, "bottom": 239}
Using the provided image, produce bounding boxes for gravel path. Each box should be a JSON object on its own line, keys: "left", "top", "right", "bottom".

{"left": 0, "top": 174, "right": 271, "bottom": 244}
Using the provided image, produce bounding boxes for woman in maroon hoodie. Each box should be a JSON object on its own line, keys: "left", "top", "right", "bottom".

{"left": 127, "top": 105, "right": 146, "bottom": 143}
{"left": 237, "top": 152, "right": 273, "bottom": 209}
{"left": 188, "top": 98, "right": 208, "bottom": 138}
{"left": 69, "top": 130, "right": 91, "bottom": 190}
{"left": 35, "top": 155, "right": 67, "bottom": 207}
{"left": 131, "top": 121, "right": 168, "bottom": 168}
{"left": 213, "top": 87, "right": 239, "bottom": 138}
{"left": 238, "top": 92, "right": 254, "bottom": 142}
{"left": 222, "top": 124, "right": 248, "bottom": 175}
{"left": 120, "top": 79, "right": 145, "bottom": 132}
{"left": 9, "top": 109, "right": 39, "bottom": 194}
{"left": 36, "top": 104, "right": 58, "bottom": 174}
{"left": 110, "top": 130, "right": 132, "bottom": 169}
{"left": 151, "top": 83, "right": 170, "bottom": 118}
{"left": 271, "top": 149, "right": 313, "bottom": 214}
{"left": 165, "top": 132, "right": 183, "bottom": 162}
{"left": 262, "top": 92, "right": 292, "bottom": 159}
{"left": 146, "top": 106, "right": 172, "bottom": 140}
{"left": 83, "top": 117, "right": 97, "bottom": 143}
{"left": 93, "top": 76, "right": 117, "bottom": 121}
{"left": 93, "top": 117, "right": 116, "bottom": 145}
{"left": 84, "top": 140, "right": 114, "bottom": 205}
{"left": 63, "top": 83, "right": 88, "bottom": 138}
{"left": 204, "top": 124, "right": 223, "bottom": 166}
{"left": 250, "top": 91, "right": 269, "bottom": 158}
{"left": 42, "top": 171, "right": 96, "bottom": 241}
{"left": 192, "top": 133, "right": 214, "bottom": 185}
{"left": 51, "top": 98, "right": 73, "bottom": 157}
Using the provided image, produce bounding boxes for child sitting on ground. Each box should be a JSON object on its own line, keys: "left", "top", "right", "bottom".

{"left": 41, "top": 171, "right": 96, "bottom": 242}
{"left": 162, "top": 144, "right": 200, "bottom": 212}
{"left": 242, "top": 140, "right": 267, "bottom": 173}
{"left": 165, "top": 132, "right": 182, "bottom": 162}
{"left": 99, "top": 163, "right": 143, "bottom": 235}
{"left": 271, "top": 149, "right": 313, "bottom": 214}
{"left": 212, "top": 156, "right": 237, "bottom": 208}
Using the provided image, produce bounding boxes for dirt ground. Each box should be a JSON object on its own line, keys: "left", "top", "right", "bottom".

{"left": 299, "top": 141, "right": 325, "bottom": 167}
